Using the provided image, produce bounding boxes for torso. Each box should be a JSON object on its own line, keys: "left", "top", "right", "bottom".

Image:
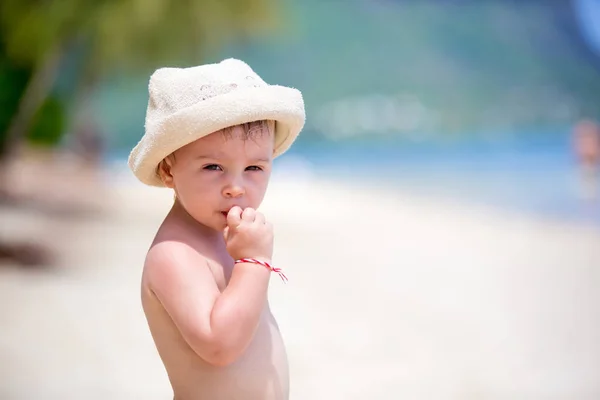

{"left": 141, "top": 218, "right": 289, "bottom": 400}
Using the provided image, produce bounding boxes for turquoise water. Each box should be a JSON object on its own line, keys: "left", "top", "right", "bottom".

{"left": 282, "top": 135, "right": 600, "bottom": 227}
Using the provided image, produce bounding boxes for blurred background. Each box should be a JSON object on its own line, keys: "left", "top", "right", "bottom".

{"left": 1, "top": 0, "right": 600, "bottom": 399}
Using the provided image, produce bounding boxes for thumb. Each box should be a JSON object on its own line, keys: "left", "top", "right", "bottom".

{"left": 227, "top": 206, "right": 243, "bottom": 229}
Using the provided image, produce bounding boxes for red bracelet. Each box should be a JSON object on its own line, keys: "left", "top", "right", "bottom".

{"left": 234, "top": 258, "right": 288, "bottom": 283}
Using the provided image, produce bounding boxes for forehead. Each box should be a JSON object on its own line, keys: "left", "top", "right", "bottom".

{"left": 177, "top": 125, "right": 274, "bottom": 158}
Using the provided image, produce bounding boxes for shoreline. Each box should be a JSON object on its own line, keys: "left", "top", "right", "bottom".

{"left": 106, "top": 151, "right": 600, "bottom": 229}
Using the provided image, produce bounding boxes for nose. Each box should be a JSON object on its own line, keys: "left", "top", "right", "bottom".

{"left": 222, "top": 179, "right": 245, "bottom": 198}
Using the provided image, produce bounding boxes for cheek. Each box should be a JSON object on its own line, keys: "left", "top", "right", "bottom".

{"left": 172, "top": 170, "right": 211, "bottom": 200}
{"left": 246, "top": 173, "right": 271, "bottom": 198}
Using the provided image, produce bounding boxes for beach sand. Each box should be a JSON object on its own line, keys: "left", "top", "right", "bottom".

{"left": 1, "top": 165, "right": 599, "bottom": 399}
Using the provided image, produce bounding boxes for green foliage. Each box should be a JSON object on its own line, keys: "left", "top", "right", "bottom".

{"left": 0, "top": 0, "right": 280, "bottom": 152}
{"left": 27, "top": 96, "right": 66, "bottom": 148}
{"left": 0, "top": 34, "right": 67, "bottom": 151}
{"left": 0, "top": 44, "right": 31, "bottom": 154}
{"left": 0, "top": 0, "right": 280, "bottom": 75}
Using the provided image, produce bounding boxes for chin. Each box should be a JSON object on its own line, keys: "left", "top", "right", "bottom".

{"left": 195, "top": 216, "right": 221, "bottom": 231}
{"left": 182, "top": 209, "right": 221, "bottom": 232}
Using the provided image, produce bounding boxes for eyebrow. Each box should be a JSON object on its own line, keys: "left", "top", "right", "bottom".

{"left": 195, "top": 155, "right": 271, "bottom": 163}
{"left": 194, "top": 155, "right": 218, "bottom": 161}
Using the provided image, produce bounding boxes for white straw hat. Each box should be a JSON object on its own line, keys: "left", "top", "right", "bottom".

{"left": 128, "top": 58, "right": 306, "bottom": 187}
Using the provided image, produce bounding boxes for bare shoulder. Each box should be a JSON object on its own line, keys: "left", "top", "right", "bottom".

{"left": 143, "top": 237, "right": 218, "bottom": 297}
{"left": 145, "top": 238, "right": 198, "bottom": 274}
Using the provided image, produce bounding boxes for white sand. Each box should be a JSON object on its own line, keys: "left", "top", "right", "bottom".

{"left": 1, "top": 172, "right": 599, "bottom": 400}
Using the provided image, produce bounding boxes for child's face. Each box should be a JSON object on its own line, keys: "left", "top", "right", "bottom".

{"left": 165, "top": 125, "right": 274, "bottom": 231}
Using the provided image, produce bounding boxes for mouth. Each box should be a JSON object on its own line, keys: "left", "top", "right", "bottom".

{"left": 220, "top": 207, "right": 235, "bottom": 217}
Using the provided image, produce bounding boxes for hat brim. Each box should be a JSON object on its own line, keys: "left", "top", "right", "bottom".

{"left": 128, "top": 85, "right": 305, "bottom": 187}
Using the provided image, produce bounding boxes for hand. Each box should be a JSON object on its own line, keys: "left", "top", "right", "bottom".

{"left": 223, "top": 206, "right": 273, "bottom": 262}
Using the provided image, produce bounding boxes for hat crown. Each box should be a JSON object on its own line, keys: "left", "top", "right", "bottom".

{"left": 146, "top": 58, "right": 267, "bottom": 128}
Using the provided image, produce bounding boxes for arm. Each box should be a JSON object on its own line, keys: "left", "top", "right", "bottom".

{"left": 146, "top": 240, "right": 271, "bottom": 367}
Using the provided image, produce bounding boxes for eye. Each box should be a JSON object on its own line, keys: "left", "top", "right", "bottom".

{"left": 245, "top": 165, "right": 263, "bottom": 171}
{"left": 203, "top": 164, "right": 222, "bottom": 171}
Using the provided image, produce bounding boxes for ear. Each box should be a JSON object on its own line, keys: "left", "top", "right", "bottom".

{"left": 157, "top": 158, "right": 175, "bottom": 188}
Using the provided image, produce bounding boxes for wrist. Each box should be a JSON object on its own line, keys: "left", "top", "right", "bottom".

{"left": 234, "top": 258, "right": 287, "bottom": 283}
{"left": 234, "top": 255, "right": 272, "bottom": 264}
